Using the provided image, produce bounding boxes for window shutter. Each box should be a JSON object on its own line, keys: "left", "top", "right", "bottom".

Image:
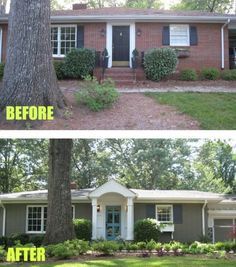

{"left": 146, "top": 204, "right": 156, "bottom": 219}
{"left": 173, "top": 204, "right": 183, "bottom": 224}
{"left": 77, "top": 25, "right": 84, "bottom": 48}
{"left": 190, "top": 26, "right": 198, "bottom": 46}
{"left": 162, "top": 26, "right": 170, "bottom": 46}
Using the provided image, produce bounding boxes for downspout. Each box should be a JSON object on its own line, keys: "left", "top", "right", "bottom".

{"left": 221, "top": 19, "right": 230, "bottom": 69}
{"left": 0, "top": 201, "right": 6, "bottom": 237}
{"left": 202, "top": 200, "right": 207, "bottom": 236}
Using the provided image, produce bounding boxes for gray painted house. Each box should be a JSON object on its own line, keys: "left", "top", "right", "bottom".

{"left": 0, "top": 179, "right": 236, "bottom": 243}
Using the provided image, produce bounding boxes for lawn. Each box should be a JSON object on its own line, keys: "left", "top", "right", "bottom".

{"left": 145, "top": 92, "right": 236, "bottom": 130}
{"left": 2, "top": 257, "right": 236, "bottom": 267}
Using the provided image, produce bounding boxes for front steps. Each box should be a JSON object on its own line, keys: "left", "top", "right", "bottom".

{"left": 94, "top": 67, "right": 146, "bottom": 87}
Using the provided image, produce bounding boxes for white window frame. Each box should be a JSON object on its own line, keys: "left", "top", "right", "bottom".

{"left": 156, "top": 205, "right": 173, "bottom": 224}
{"left": 170, "top": 24, "right": 190, "bottom": 47}
{"left": 0, "top": 27, "right": 2, "bottom": 63}
{"left": 51, "top": 25, "right": 77, "bottom": 58}
{"left": 26, "top": 205, "right": 75, "bottom": 234}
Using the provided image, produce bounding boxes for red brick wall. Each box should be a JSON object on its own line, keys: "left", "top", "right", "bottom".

{"left": 84, "top": 23, "right": 106, "bottom": 52}
{"left": 135, "top": 22, "right": 229, "bottom": 70}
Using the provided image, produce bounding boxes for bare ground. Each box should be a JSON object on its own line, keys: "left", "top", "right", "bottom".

{"left": 6, "top": 80, "right": 234, "bottom": 130}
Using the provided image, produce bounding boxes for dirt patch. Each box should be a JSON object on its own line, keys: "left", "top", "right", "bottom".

{"left": 0, "top": 81, "right": 200, "bottom": 130}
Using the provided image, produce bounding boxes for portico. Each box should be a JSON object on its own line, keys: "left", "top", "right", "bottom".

{"left": 89, "top": 179, "right": 136, "bottom": 240}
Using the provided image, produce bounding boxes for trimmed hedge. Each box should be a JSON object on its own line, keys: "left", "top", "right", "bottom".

{"left": 63, "top": 48, "right": 95, "bottom": 79}
{"left": 221, "top": 69, "right": 236, "bottom": 80}
{"left": 53, "top": 61, "right": 65, "bottom": 80}
{"left": 144, "top": 48, "right": 178, "bottom": 81}
{"left": 201, "top": 67, "right": 220, "bottom": 80}
{"left": 180, "top": 69, "right": 198, "bottom": 81}
{"left": 134, "top": 218, "right": 161, "bottom": 242}
{"left": 73, "top": 219, "right": 92, "bottom": 241}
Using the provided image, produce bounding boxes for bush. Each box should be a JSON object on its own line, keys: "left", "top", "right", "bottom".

{"left": 201, "top": 67, "right": 220, "bottom": 80}
{"left": 180, "top": 69, "right": 198, "bottom": 81}
{"left": 46, "top": 239, "right": 89, "bottom": 259}
{"left": 134, "top": 218, "right": 161, "bottom": 242}
{"left": 136, "top": 241, "right": 147, "bottom": 250}
{"left": 10, "top": 233, "right": 30, "bottom": 245}
{"left": 0, "top": 63, "right": 4, "bottom": 80}
{"left": 53, "top": 61, "right": 65, "bottom": 80}
{"left": 146, "top": 239, "right": 156, "bottom": 251}
{"left": 29, "top": 235, "right": 45, "bottom": 247}
{"left": 73, "top": 219, "right": 92, "bottom": 241}
{"left": 75, "top": 77, "right": 119, "bottom": 111}
{"left": 144, "top": 48, "right": 178, "bottom": 81}
{"left": 63, "top": 48, "right": 95, "bottom": 79}
{"left": 0, "top": 246, "right": 6, "bottom": 262}
{"left": 92, "top": 241, "right": 119, "bottom": 255}
{"left": 221, "top": 69, "right": 236, "bottom": 80}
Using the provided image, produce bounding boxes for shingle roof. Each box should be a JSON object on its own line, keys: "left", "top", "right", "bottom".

{"left": 0, "top": 188, "right": 227, "bottom": 202}
{"left": 51, "top": 7, "right": 233, "bottom": 17}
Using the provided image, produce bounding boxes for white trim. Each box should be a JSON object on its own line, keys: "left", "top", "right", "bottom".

{"left": 202, "top": 200, "right": 207, "bottom": 236}
{"left": 221, "top": 19, "right": 230, "bottom": 69}
{"left": 51, "top": 24, "right": 77, "bottom": 58}
{"left": 170, "top": 24, "right": 190, "bottom": 47}
{"left": 0, "top": 27, "right": 2, "bottom": 63}
{"left": 156, "top": 204, "right": 173, "bottom": 224}
{"left": 106, "top": 22, "right": 135, "bottom": 68}
{"left": 26, "top": 205, "right": 75, "bottom": 234}
{"left": 0, "top": 202, "right": 6, "bottom": 236}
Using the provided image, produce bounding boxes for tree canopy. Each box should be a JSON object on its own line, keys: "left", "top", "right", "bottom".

{"left": 172, "top": 0, "right": 234, "bottom": 13}
{"left": 0, "top": 139, "right": 235, "bottom": 194}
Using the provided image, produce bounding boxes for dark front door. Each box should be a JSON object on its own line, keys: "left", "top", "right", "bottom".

{"left": 112, "top": 26, "right": 130, "bottom": 66}
{"left": 106, "top": 206, "right": 121, "bottom": 240}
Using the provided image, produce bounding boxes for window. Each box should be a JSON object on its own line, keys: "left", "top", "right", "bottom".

{"left": 156, "top": 205, "right": 173, "bottom": 223}
{"left": 51, "top": 26, "right": 77, "bottom": 57}
{"left": 26, "top": 205, "right": 75, "bottom": 233}
{"left": 170, "top": 25, "right": 189, "bottom": 46}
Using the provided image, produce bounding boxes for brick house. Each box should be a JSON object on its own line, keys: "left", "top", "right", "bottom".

{"left": 0, "top": 4, "right": 236, "bottom": 73}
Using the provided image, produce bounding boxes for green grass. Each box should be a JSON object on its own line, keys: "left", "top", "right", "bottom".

{"left": 145, "top": 92, "right": 236, "bottom": 130}
{"left": 2, "top": 257, "right": 236, "bottom": 267}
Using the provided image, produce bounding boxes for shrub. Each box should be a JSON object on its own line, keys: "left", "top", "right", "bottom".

{"left": 136, "top": 241, "right": 147, "bottom": 250}
{"left": 75, "top": 77, "right": 119, "bottom": 111}
{"left": 53, "top": 61, "right": 65, "bottom": 80}
{"left": 10, "top": 233, "right": 30, "bottom": 245}
{"left": 29, "top": 235, "right": 45, "bottom": 247}
{"left": 144, "top": 48, "right": 178, "bottom": 81}
{"left": 134, "top": 218, "right": 161, "bottom": 242}
{"left": 92, "top": 241, "right": 119, "bottom": 255}
{"left": 163, "top": 243, "right": 171, "bottom": 252}
{"left": 0, "top": 246, "right": 6, "bottom": 262}
{"left": 221, "top": 69, "right": 236, "bottom": 80}
{"left": 63, "top": 48, "right": 95, "bottom": 79}
{"left": 46, "top": 239, "right": 89, "bottom": 259}
{"left": 73, "top": 219, "right": 92, "bottom": 241}
{"left": 146, "top": 239, "right": 156, "bottom": 251}
{"left": 201, "top": 67, "right": 220, "bottom": 80}
{"left": 0, "top": 63, "right": 4, "bottom": 80}
{"left": 180, "top": 69, "right": 198, "bottom": 81}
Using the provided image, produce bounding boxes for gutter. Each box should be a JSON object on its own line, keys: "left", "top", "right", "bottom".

{"left": 202, "top": 200, "right": 208, "bottom": 236}
{"left": 0, "top": 201, "right": 6, "bottom": 237}
{"left": 221, "top": 19, "right": 230, "bottom": 69}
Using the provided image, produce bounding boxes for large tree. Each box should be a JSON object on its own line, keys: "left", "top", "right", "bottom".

{"left": 172, "top": 0, "right": 234, "bottom": 13}
{"left": 0, "top": 0, "right": 66, "bottom": 111}
{"left": 125, "top": 0, "right": 163, "bottom": 9}
{"left": 44, "top": 139, "right": 75, "bottom": 244}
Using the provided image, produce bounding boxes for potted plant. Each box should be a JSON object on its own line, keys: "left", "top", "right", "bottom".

{"left": 132, "top": 48, "right": 139, "bottom": 69}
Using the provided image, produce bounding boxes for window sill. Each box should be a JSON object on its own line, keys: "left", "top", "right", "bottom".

{"left": 52, "top": 55, "right": 65, "bottom": 59}
{"left": 159, "top": 223, "right": 175, "bottom": 232}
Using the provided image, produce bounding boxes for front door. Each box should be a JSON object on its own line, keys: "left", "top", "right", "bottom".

{"left": 106, "top": 206, "right": 121, "bottom": 240}
{"left": 112, "top": 26, "right": 130, "bottom": 67}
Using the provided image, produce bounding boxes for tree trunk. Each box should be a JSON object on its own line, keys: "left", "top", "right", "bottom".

{"left": 0, "top": 0, "right": 66, "bottom": 111}
{"left": 44, "top": 139, "right": 75, "bottom": 244}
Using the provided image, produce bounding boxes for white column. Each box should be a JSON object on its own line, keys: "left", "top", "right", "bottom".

{"left": 126, "top": 197, "right": 134, "bottom": 240}
{"left": 106, "top": 23, "right": 112, "bottom": 68}
{"left": 92, "top": 198, "right": 97, "bottom": 240}
{"left": 129, "top": 23, "right": 136, "bottom": 68}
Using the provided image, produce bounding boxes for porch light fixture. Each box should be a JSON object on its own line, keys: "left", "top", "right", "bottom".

{"left": 136, "top": 29, "right": 142, "bottom": 37}
{"left": 100, "top": 28, "right": 106, "bottom": 37}
{"left": 97, "top": 205, "right": 101, "bottom": 212}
